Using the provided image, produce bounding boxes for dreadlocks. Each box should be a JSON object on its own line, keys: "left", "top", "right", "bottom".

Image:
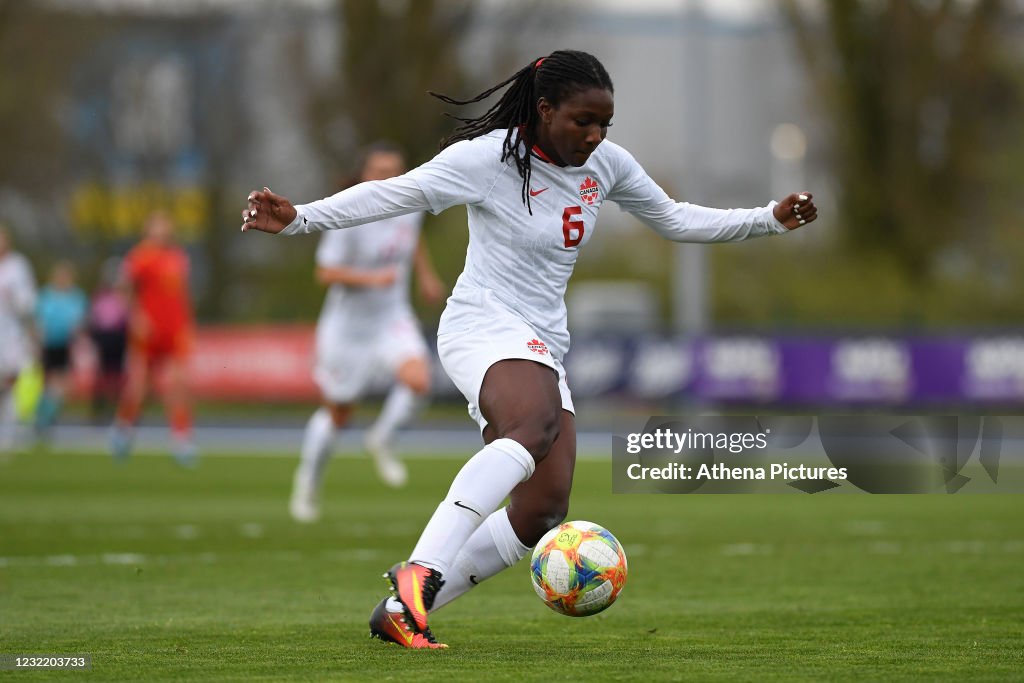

{"left": 429, "top": 50, "right": 614, "bottom": 213}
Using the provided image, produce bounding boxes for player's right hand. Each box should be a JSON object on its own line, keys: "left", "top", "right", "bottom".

{"left": 241, "top": 187, "right": 298, "bottom": 234}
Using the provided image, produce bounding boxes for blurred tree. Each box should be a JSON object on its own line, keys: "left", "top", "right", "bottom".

{"left": 311, "top": 0, "right": 477, "bottom": 171}
{"left": 304, "top": 0, "right": 479, "bottom": 326}
{"left": 0, "top": 3, "right": 97, "bottom": 220}
{"left": 781, "top": 0, "right": 1020, "bottom": 282}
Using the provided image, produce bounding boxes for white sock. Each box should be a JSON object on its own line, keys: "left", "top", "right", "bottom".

{"left": 409, "top": 438, "right": 535, "bottom": 576}
{"left": 0, "top": 387, "right": 15, "bottom": 452}
{"left": 296, "top": 408, "right": 335, "bottom": 489}
{"left": 370, "top": 384, "right": 423, "bottom": 443}
{"left": 431, "top": 507, "right": 530, "bottom": 611}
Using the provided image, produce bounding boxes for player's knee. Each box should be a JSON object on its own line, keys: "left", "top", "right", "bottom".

{"left": 509, "top": 411, "right": 560, "bottom": 463}
{"left": 398, "top": 360, "right": 431, "bottom": 395}
{"left": 327, "top": 404, "right": 352, "bottom": 427}
{"left": 404, "top": 373, "right": 430, "bottom": 396}
{"left": 123, "top": 378, "right": 145, "bottom": 397}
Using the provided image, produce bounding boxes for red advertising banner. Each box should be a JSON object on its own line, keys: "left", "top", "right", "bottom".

{"left": 71, "top": 325, "right": 319, "bottom": 402}
{"left": 188, "top": 326, "right": 317, "bottom": 400}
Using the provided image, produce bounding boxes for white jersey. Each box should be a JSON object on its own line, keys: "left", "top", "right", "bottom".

{"left": 315, "top": 212, "right": 423, "bottom": 329}
{"left": 0, "top": 251, "right": 37, "bottom": 377}
{"left": 285, "top": 130, "right": 787, "bottom": 361}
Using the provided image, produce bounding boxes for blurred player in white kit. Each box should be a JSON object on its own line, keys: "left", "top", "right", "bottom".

{"left": 0, "top": 225, "right": 38, "bottom": 456}
{"left": 289, "top": 143, "right": 445, "bottom": 523}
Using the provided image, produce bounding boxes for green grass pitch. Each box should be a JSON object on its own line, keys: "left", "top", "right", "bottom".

{"left": 1, "top": 451, "right": 1022, "bottom": 681}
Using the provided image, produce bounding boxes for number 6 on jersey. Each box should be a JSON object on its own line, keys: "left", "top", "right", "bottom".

{"left": 562, "top": 206, "right": 584, "bottom": 247}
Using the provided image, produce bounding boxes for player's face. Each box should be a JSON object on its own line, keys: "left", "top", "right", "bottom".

{"left": 361, "top": 151, "right": 405, "bottom": 182}
{"left": 52, "top": 263, "right": 75, "bottom": 289}
{"left": 145, "top": 213, "right": 174, "bottom": 244}
{"left": 536, "top": 87, "right": 614, "bottom": 167}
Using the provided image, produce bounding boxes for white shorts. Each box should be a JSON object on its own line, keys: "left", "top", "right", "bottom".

{"left": 437, "top": 303, "right": 574, "bottom": 432}
{"left": 313, "top": 309, "right": 427, "bottom": 404}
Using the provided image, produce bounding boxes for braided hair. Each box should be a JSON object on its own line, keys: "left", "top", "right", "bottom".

{"left": 429, "top": 50, "right": 614, "bottom": 213}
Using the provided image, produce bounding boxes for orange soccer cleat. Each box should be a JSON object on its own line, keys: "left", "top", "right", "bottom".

{"left": 383, "top": 562, "right": 445, "bottom": 634}
{"left": 368, "top": 599, "right": 447, "bottom": 650}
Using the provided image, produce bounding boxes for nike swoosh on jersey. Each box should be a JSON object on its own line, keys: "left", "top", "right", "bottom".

{"left": 453, "top": 500, "right": 481, "bottom": 516}
{"left": 529, "top": 187, "right": 549, "bottom": 196}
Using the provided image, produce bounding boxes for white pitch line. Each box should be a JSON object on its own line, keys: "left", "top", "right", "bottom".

{"left": 868, "top": 541, "right": 903, "bottom": 555}
{"left": 3, "top": 540, "right": 1021, "bottom": 570}
{"left": 30, "top": 425, "right": 615, "bottom": 459}
{"left": 240, "top": 523, "right": 264, "bottom": 538}
{"left": 101, "top": 553, "right": 146, "bottom": 565}
{"left": 0, "top": 549, "right": 389, "bottom": 569}
{"left": 845, "top": 520, "right": 887, "bottom": 536}
{"left": 720, "top": 542, "right": 773, "bottom": 556}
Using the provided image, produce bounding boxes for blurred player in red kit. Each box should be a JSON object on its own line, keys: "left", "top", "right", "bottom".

{"left": 110, "top": 211, "right": 197, "bottom": 466}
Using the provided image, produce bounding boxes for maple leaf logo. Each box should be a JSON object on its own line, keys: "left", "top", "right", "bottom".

{"left": 578, "top": 176, "right": 600, "bottom": 206}
{"left": 527, "top": 339, "right": 549, "bottom": 355}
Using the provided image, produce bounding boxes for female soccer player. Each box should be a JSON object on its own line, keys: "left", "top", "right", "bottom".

{"left": 290, "top": 143, "right": 445, "bottom": 523}
{"left": 110, "top": 211, "right": 197, "bottom": 467}
{"left": 240, "top": 50, "right": 818, "bottom": 649}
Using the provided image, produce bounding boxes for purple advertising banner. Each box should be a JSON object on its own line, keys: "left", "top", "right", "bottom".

{"left": 559, "top": 334, "right": 1024, "bottom": 406}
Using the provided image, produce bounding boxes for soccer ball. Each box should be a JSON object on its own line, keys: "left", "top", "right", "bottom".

{"left": 530, "top": 520, "right": 627, "bottom": 617}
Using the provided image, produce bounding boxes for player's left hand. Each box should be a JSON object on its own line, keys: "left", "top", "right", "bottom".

{"left": 241, "top": 187, "right": 298, "bottom": 234}
{"left": 774, "top": 192, "right": 817, "bottom": 230}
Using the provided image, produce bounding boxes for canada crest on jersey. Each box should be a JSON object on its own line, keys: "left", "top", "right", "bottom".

{"left": 579, "top": 176, "right": 600, "bottom": 206}
{"left": 527, "top": 338, "right": 549, "bottom": 355}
